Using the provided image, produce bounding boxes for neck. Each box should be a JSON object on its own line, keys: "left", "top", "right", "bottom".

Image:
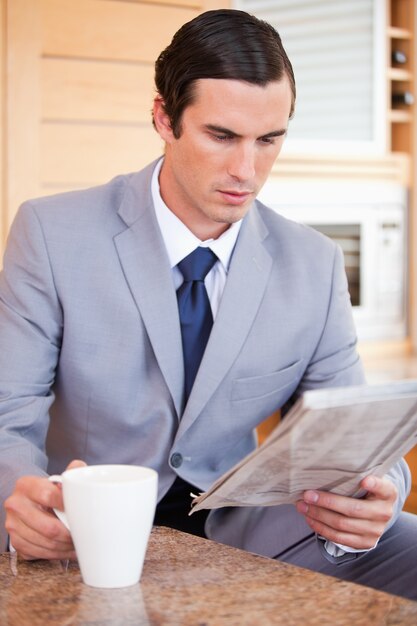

{"left": 182, "top": 219, "right": 230, "bottom": 242}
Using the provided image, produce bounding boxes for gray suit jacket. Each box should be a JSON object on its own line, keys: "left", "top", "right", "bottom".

{"left": 0, "top": 160, "right": 409, "bottom": 553}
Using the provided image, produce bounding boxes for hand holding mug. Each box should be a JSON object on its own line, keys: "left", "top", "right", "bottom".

{"left": 48, "top": 464, "right": 158, "bottom": 588}
{"left": 4, "top": 460, "right": 86, "bottom": 561}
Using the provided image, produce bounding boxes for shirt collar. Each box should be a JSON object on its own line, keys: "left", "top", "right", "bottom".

{"left": 151, "top": 158, "right": 242, "bottom": 272}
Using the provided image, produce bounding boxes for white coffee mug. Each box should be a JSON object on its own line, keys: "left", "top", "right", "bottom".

{"left": 49, "top": 464, "right": 158, "bottom": 588}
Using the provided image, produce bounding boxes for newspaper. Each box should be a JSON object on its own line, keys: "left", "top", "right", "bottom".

{"left": 190, "top": 380, "right": 417, "bottom": 514}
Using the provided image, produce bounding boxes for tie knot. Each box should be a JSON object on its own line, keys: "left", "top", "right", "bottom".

{"left": 177, "top": 247, "right": 217, "bottom": 283}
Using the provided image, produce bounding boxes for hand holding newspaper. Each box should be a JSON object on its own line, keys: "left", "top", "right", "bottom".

{"left": 190, "top": 380, "right": 417, "bottom": 514}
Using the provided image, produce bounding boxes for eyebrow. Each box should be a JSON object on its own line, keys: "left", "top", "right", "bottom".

{"left": 205, "top": 124, "right": 287, "bottom": 139}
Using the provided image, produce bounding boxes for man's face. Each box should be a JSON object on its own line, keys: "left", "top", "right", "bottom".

{"left": 154, "top": 78, "right": 292, "bottom": 240}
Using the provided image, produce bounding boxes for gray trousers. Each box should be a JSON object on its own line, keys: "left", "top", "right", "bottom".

{"left": 275, "top": 512, "right": 417, "bottom": 601}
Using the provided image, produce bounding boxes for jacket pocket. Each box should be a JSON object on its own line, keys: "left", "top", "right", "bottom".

{"left": 232, "top": 360, "right": 303, "bottom": 403}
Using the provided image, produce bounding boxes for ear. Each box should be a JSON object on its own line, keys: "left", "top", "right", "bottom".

{"left": 153, "top": 96, "right": 175, "bottom": 143}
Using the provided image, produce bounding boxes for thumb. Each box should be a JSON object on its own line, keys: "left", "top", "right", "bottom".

{"left": 65, "top": 459, "right": 87, "bottom": 471}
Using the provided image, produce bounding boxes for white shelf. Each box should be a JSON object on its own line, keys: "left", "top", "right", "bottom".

{"left": 388, "top": 67, "right": 413, "bottom": 81}
{"left": 387, "top": 26, "right": 413, "bottom": 40}
{"left": 389, "top": 109, "right": 413, "bottom": 123}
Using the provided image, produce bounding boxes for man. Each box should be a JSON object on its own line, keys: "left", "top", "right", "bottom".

{"left": 1, "top": 9, "right": 416, "bottom": 599}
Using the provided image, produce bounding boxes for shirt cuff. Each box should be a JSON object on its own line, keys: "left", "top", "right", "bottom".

{"left": 322, "top": 537, "right": 379, "bottom": 557}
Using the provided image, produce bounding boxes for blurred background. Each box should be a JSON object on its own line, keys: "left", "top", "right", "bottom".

{"left": 0, "top": 0, "right": 416, "bottom": 510}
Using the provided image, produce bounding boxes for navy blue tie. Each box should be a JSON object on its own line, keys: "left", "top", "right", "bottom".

{"left": 177, "top": 247, "right": 218, "bottom": 401}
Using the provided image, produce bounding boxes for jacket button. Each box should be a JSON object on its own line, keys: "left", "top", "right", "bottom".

{"left": 170, "top": 453, "right": 183, "bottom": 468}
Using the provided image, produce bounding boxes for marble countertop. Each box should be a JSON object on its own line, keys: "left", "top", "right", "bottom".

{"left": 1, "top": 526, "right": 416, "bottom": 625}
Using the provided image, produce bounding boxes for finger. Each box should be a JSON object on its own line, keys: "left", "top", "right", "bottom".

{"left": 361, "top": 475, "right": 397, "bottom": 502}
{"left": 12, "top": 531, "right": 76, "bottom": 561}
{"left": 8, "top": 503, "right": 72, "bottom": 546}
{"left": 6, "top": 481, "right": 64, "bottom": 528}
{"left": 10, "top": 528, "right": 76, "bottom": 561}
{"left": 297, "top": 501, "right": 386, "bottom": 538}
{"left": 5, "top": 484, "right": 72, "bottom": 544}
{"left": 65, "top": 459, "right": 87, "bottom": 471}
{"left": 301, "top": 490, "right": 393, "bottom": 523}
{"left": 5, "top": 502, "right": 75, "bottom": 560}
{"left": 303, "top": 514, "right": 382, "bottom": 551}
{"left": 13, "top": 475, "right": 65, "bottom": 512}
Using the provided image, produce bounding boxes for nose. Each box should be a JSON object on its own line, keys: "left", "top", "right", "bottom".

{"left": 227, "top": 144, "right": 256, "bottom": 182}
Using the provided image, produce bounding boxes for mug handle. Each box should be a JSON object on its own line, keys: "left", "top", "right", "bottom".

{"left": 48, "top": 475, "right": 70, "bottom": 530}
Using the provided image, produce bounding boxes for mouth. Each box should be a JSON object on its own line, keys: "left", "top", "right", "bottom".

{"left": 217, "top": 190, "right": 254, "bottom": 205}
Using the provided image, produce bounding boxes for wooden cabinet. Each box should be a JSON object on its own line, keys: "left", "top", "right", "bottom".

{"left": 386, "top": 0, "right": 417, "bottom": 514}
{"left": 386, "top": 0, "right": 416, "bottom": 346}
{"left": 386, "top": 0, "right": 415, "bottom": 346}
{"left": 387, "top": 0, "right": 415, "bottom": 154}
{"left": 405, "top": 448, "right": 417, "bottom": 513}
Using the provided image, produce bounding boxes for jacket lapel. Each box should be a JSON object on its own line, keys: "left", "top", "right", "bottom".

{"left": 113, "top": 167, "right": 274, "bottom": 427}
{"left": 177, "top": 205, "right": 273, "bottom": 435}
{"left": 113, "top": 164, "right": 184, "bottom": 418}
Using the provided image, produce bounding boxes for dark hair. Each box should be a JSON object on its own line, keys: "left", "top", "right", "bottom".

{"left": 154, "top": 9, "right": 296, "bottom": 138}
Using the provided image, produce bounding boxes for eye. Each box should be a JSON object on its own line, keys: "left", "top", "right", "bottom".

{"left": 211, "top": 133, "right": 233, "bottom": 142}
{"left": 259, "top": 136, "right": 275, "bottom": 145}
{"left": 258, "top": 132, "right": 286, "bottom": 145}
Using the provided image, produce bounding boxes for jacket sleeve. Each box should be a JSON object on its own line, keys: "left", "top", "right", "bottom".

{"left": 0, "top": 202, "right": 63, "bottom": 550}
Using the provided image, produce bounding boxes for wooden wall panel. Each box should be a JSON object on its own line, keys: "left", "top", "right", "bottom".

{"left": 6, "top": 0, "right": 42, "bottom": 228}
{"left": 41, "top": 58, "right": 155, "bottom": 123}
{"left": 37, "top": 0, "right": 183, "bottom": 195}
{"left": 110, "top": 0, "right": 201, "bottom": 6}
{"left": 40, "top": 0, "right": 199, "bottom": 62}
{"left": 41, "top": 124, "right": 163, "bottom": 189}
